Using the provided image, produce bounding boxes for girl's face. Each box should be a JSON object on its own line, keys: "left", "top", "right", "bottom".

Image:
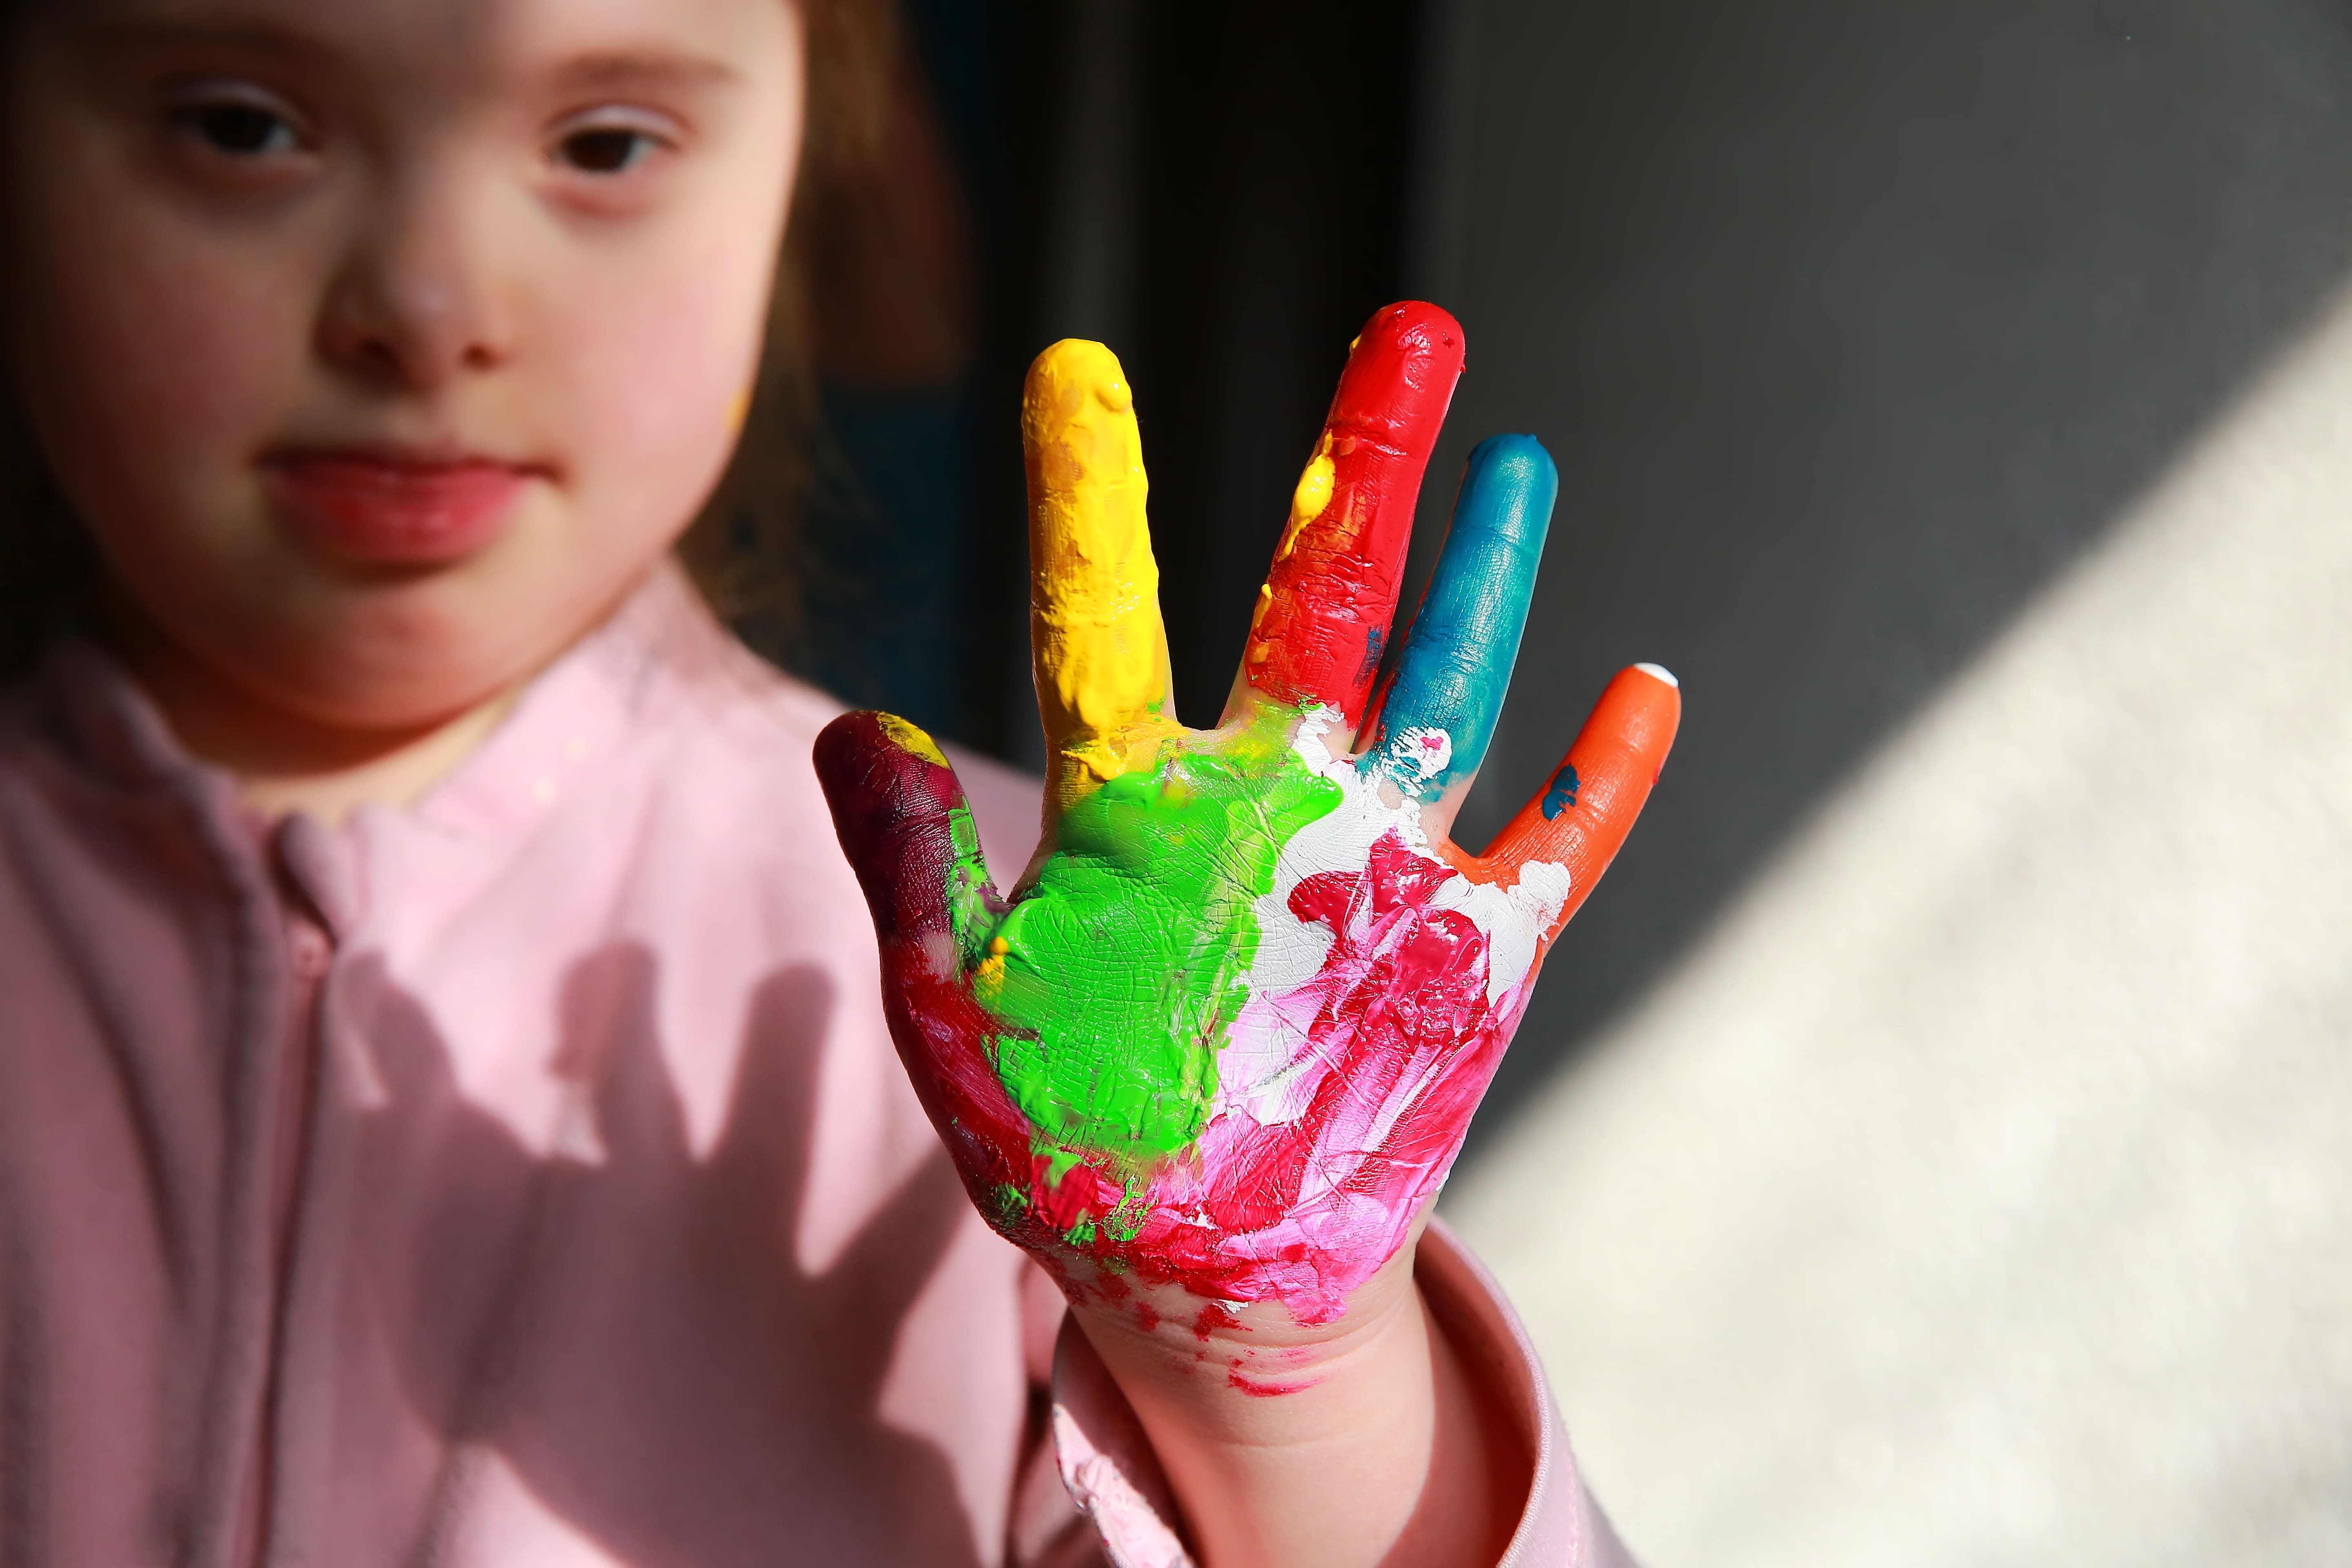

{"left": 4, "top": 0, "right": 804, "bottom": 733}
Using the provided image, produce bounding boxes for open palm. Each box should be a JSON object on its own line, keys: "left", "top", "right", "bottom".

{"left": 817, "top": 303, "right": 1679, "bottom": 1326}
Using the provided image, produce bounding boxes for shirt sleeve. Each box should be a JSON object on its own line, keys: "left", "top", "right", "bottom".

{"left": 1043, "top": 1219, "right": 1640, "bottom": 1568}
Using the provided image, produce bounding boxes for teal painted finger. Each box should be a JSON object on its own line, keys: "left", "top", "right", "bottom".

{"left": 1361, "top": 433, "right": 1557, "bottom": 799}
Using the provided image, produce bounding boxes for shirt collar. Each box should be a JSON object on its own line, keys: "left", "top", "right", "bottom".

{"left": 33, "top": 556, "right": 740, "bottom": 844}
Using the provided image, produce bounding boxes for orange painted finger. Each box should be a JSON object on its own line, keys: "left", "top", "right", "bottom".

{"left": 1474, "top": 664, "right": 1682, "bottom": 951}
{"left": 1240, "top": 302, "right": 1466, "bottom": 729}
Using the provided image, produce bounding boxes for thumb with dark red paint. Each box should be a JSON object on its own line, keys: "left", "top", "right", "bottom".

{"left": 812, "top": 710, "right": 997, "bottom": 947}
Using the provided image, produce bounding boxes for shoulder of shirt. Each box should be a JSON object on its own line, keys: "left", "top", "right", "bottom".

{"left": 629, "top": 568, "right": 1042, "bottom": 871}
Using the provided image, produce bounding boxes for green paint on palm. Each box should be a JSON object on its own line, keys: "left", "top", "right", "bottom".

{"left": 944, "top": 800, "right": 997, "bottom": 969}
{"left": 975, "top": 719, "right": 1339, "bottom": 1169}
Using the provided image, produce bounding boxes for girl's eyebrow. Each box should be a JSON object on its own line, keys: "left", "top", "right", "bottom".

{"left": 546, "top": 49, "right": 741, "bottom": 98}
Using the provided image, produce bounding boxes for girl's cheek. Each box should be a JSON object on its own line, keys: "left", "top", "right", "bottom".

{"left": 50, "top": 259, "right": 303, "bottom": 536}
{"left": 16, "top": 158, "right": 312, "bottom": 559}
{"left": 548, "top": 199, "right": 785, "bottom": 566}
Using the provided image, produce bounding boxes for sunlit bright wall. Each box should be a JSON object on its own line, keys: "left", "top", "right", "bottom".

{"left": 1444, "top": 282, "right": 2352, "bottom": 1567}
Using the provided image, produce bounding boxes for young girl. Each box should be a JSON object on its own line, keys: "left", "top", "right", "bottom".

{"left": 0, "top": 0, "right": 1678, "bottom": 1563}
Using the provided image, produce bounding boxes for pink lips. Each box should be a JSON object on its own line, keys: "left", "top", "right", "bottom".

{"left": 264, "top": 449, "right": 542, "bottom": 567}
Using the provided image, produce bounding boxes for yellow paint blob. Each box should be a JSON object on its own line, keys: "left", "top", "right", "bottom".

{"left": 1022, "top": 340, "right": 1184, "bottom": 804}
{"left": 1276, "top": 432, "right": 1336, "bottom": 562}
{"left": 877, "top": 712, "right": 949, "bottom": 767}
{"left": 725, "top": 385, "right": 753, "bottom": 436}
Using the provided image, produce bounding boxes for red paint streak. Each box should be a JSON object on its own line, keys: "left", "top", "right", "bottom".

{"left": 1198, "top": 828, "right": 1494, "bottom": 1247}
{"left": 1249, "top": 303, "right": 1465, "bottom": 728}
{"left": 1092, "top": 829, "right": 1516, "bottom": 1319}
{"left": 1227, "top": 1365, "right": 1308, "bottom": 1399}
{"left": 1132, "top": 1301, "right": 1160, "bottom": 1334}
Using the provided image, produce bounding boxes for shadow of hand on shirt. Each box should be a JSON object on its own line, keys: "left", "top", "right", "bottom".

{"left": 352, "top": 943, "right": 987, "bottom": 1567}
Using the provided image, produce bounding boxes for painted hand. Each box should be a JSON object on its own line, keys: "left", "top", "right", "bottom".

{"left": 815, "top": 303, "right": 1679, "bottom": 1328}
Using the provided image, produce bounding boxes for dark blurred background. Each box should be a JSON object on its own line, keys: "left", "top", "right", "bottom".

{"left": 779, "top": 0, "right": 1428, "bottom": 766}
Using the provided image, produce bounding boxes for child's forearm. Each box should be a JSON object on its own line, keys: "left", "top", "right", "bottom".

{"left": 1070, "top": 1229, "right": 1528, "bottom": 1568}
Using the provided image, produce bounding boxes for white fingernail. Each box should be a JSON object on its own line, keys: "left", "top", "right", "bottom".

{"left": 1634, "top": 662, "right": 1679, "bottom": 688}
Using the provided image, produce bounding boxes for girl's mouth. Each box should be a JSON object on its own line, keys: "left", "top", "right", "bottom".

{"left": 262, "top": 448, "right": 546, "bottom": 567}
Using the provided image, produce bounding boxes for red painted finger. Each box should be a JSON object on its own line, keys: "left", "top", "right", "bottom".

{"left": 1471, "top": 664, "right": 1682, "bottom": 952}
{"left": 1241, "top": 301, "right": 1466, "bottom": 730}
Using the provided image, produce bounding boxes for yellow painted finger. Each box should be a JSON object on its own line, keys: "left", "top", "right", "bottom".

{"left": 1023, "top": 340, "right": 1183, "bottom": 808}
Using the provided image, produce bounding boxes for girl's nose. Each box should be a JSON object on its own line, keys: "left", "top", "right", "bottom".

{"left": 316, "top": 186, "right": 515, "bottom": 390}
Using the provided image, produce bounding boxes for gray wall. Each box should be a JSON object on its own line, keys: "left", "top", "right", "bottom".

{"left": 1409, "top": 0, "right": 2352, "bottom": 1129}
{"left": 1420, "top": 5, "right": 2352, "bottom": 1562}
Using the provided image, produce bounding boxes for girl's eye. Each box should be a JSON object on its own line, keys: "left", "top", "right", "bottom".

{"left": 170, "top": 101, "right": 301, "bottom": 158}
{"left": 555, "top": 126, "right": 664, "bottom": 175}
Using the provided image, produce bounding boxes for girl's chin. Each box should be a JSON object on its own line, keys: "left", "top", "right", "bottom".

{"left": 229, "top": 585, "right": 569, "bottom": 735}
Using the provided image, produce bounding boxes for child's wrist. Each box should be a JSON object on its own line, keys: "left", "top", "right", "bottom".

{"left": 1056, "top": 1233, "right": 1523, "bottom": 1568}
{"left": 1062, "top": 1239, "right": 1425, "bottom": 1417}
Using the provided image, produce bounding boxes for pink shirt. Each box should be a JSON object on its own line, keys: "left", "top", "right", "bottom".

{"left": 0, "top": 564, "right": 1632, "bottom": 1567}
